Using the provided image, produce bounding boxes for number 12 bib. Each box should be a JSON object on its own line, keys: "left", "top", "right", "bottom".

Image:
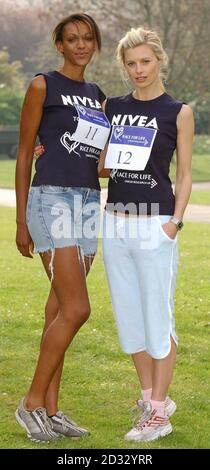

{"left": 105, "top": 125, "right": 157, "bottom": 170}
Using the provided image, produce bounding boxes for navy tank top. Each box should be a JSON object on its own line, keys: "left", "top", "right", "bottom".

{"left": 105, "top": 92, "right": 183, "bottom": 215}
{"left": 32, "top": 71, "right": 106, "bottom": 190}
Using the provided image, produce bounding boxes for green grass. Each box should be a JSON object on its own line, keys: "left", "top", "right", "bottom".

{"left": 100, "top": 175, "right": 210, "bottom": 205}
{"left": 169, "top": 154, "right": 210, "bottom": 183}
{"left": 192, "top": 135, "right": 210, "bottom": 154}
{"left": 99, "top": 177, "right": 109, "bottom": 188}
{"left": 0, "top": 206, "right": 210, "bottom": 449}
{"left": 0, "top": 154, "right": 16, "bottom": 188}
{"left": 189, "top": 190, "right": 210, "bottom": 205}
{"left": 1, "top": 151, "right": 210, "bottom": 189}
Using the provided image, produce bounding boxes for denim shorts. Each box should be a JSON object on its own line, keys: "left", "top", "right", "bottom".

{"left": 26, "top": 186, "right": 101, "bottom": 257}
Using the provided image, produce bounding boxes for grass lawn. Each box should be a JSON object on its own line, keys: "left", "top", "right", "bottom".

{"left": 1, "top": 152, "right": 210, "bottom": 189}
{"left": 0, "top": 207, "right": 210, "bottom": 449}
{"left": 170, "top": 154, "right": 210, "bottom": 183}
{"left": 0, "top": 155, "right": 16, "bottom": 189}
{"left": 189, "top": 191, "right": 210, "bottom": 205}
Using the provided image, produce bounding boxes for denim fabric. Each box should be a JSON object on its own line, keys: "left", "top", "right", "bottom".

{"left": 26, "top": 186, "right": 100, "bottom": 256}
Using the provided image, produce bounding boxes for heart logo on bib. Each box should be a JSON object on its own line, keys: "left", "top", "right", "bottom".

{"left": 77, "top": 105, "right": 86, "bottom": 116}
{"left": 114, "top": 126, "right": 124, "bottom": 141}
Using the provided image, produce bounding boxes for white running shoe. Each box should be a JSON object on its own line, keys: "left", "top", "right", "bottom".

{"left": 125, "top": 404, "right": 172, "bottom": 442}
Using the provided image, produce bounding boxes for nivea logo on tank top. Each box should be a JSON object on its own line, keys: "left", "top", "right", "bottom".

{"left": 105, "top": 93, "right": 184, "bottom": 215}
{"left": 61, "top": 94, "right": 102, "bottom": 109}
{"left": 111, "top": 114, "right": 158, "bottom": 129}
{"left": 108, "top": 113, "right": 159, "bottom": 188}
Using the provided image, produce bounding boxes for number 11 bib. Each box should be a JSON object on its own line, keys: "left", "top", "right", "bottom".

{"left": 72, "top": 105, "right": 111, "bottom": 150}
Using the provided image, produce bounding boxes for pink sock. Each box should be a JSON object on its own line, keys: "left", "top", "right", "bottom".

{"left": 150, "top": 399, "right": 166, "bottom": 417}
{"left": 141, "top": 388, "right": 152, "bottom": 402}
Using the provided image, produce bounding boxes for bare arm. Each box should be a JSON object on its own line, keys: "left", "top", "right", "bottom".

{"left": 15, "top": 75, "right": 46, "bottom": 257}
{"left": 163, "top": 104, "right": 194, "bottom": 239}
{"left": 173, "top": 104, "right": 194, "bottom": 219}
{"left": 97, "top": 99, "right": 110, "bottom": 178}
{"left": 98, "top": 143, "right": 110, "bottom": 177}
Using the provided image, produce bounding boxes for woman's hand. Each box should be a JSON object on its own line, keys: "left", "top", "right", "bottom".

{"left": 16, "top": 223, "right": 34, "bottom": 258}
{"left": 33, "top": 144, "right": 45, "bottom": 160}
{"left": 161, "top": 221, "right": 177, "bottom": 240}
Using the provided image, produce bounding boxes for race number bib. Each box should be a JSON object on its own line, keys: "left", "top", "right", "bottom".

{"left": 72, "top": 105, "right": 110, "bottom": 149}
{"left": 104, "top": 125, "right": 157, "bottom": 170}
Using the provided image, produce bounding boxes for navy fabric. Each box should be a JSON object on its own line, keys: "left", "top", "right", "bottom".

{"left": 32, "top": 71, "right": 106, "bottom": 190}
{"left": 105, "top": 93, "right": 183, "bottom": 215}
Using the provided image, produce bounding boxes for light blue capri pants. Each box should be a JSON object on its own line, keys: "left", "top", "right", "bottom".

{"left": 102, "top": 211, "right": 179, "bottom": 359}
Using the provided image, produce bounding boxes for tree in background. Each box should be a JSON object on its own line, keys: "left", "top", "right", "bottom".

{"left": 0, "top": 0, "right": 210, "bottom": 132}
{"left": 0, "top": 49, "right": 25, "bottom": 124}
{"left": 29, "top": 0, "right": 210, "bottom": 132}
{"left": 0, "top": 0, "right": 47, "bottom": 74}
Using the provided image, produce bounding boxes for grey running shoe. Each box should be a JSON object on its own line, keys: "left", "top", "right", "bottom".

{"left": 49, "top": 410, "right": 90, "bottom": 438}
{"left": 136, "top": 396, "right": 176, "bottom": 418}
{"left": 15, "top": 398, "right": 60, "bottom": 442}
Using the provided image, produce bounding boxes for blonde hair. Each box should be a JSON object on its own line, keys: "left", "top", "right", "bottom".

{"left": 116, "top": 27, "right": 168, "bottom": 83}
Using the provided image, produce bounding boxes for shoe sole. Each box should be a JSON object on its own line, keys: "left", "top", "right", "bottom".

{"left": 125, "top": 424, "right": 173, "bottom": 442}
{"left": 52, "top": 423, "right": 90, "bottom": 438}
{"left": 141, "top": 424, "right": 173, "bottom": 442}
{"left": 55, "top": 432, "right": 89, "bottom": 438}
{"left": 15, "top": 409, "right": 56, "bottom": 443}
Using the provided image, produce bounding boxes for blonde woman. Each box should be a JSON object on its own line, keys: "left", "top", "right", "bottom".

{"left": 101, "top": 27, "right": 194, "bottom": 442}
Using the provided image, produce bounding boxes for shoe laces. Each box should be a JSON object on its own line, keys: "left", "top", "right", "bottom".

{"left": 135, "top": 408, "right": 154, "bottom": 430}
{"left": 56, "top": 411, "right": 76, "bottom": 431}
{"left": 131, "top": 400, "right": 150, "bottom": 426}
{"left": 136, "top": 409, "right": 169, "bottom": 430}
{"left": 35, "top": 408, "right": 57, "bottom": 436}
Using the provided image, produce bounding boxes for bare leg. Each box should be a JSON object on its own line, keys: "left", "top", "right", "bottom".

{"left": 84, "top": 254, "right": 95, "bottom": 276}
{"left": 132, "top": 337, "right": 176, "bottom": 401}
{"left": 43, "top": 254, "right": 95, "bottom": 416}
{"left": 132, "top": 351, "right": 152, "bottom": 391}
{"left": 152, "top": 337, "right": 177, "bottom": 401}
{"left": 25, "top": 246, "right": 91, "bottom": 411}
{"left": 40, "top": 287, "right": 62, "bottom": 416}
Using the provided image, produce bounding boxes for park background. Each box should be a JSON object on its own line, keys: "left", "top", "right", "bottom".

{"left": 0, "top": 0, "right": 210, "bottom": 449}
